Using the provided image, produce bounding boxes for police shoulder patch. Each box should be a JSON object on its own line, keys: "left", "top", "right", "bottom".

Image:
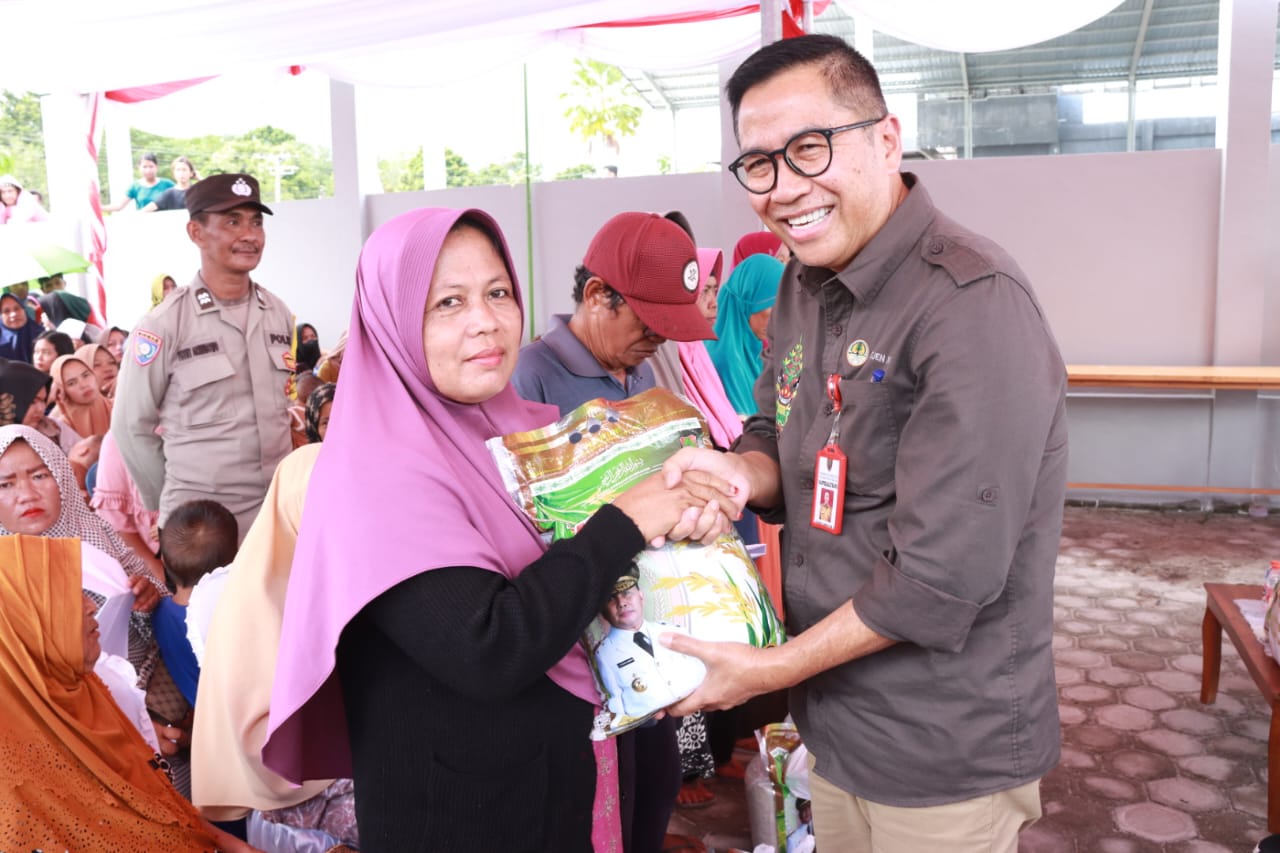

{"left": 133, "top": 330, "right": 163, "bottom": 366}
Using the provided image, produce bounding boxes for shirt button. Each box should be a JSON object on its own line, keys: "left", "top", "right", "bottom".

{"left": 793, "top": 554, "right": 805, "bottom": 566}
{"left": 980, "top": 487, "right": 999, "bottom": 503}
{"left": 929, "top": 238, "right": 945, "bottom": 254}
{"left": 823, "top": 402, "right": 833, "bottom": 415}
{"left": 802, "top": 478, "right": 814, "bottom": 490}
{"left": 832, "top": 324, "right": 843, "bottom": 335}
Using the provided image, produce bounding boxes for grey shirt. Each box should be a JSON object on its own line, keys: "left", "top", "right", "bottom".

{"left": 511, "top": 314, "right": 655, "bottom": 415}
{"left": 736, "top": 174, "right": 1068, "bottom": 806}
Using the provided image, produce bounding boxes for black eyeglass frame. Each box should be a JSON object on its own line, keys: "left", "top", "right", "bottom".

{"left": 727, "top": 115, "right": 888, "bottom": 194}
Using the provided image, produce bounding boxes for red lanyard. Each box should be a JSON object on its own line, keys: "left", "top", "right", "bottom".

{"left": 810, "top": 373, "right": 846, "bottom": 535}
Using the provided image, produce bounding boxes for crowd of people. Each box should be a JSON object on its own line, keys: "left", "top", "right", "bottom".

{"left": 0, "top": 33, "right": 1068, "bottom": 853}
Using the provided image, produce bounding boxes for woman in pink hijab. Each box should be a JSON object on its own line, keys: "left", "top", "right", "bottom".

{"left": 263, "top": 208, "right": 734, "bottom": 852}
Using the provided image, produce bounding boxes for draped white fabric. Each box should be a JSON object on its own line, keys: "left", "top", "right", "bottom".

{"left": 0, "top": 0, "right": 756, "bottom": 93}
{"left": 833, "top": 0, "right": 1126, "bottom": 54}
{"left": 3, "top": 0, "right": 1125, "bottom": 95}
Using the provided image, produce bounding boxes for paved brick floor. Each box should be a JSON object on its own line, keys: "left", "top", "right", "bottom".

{"left": 670, "top": 505, "right": 1280, "bottom": 852}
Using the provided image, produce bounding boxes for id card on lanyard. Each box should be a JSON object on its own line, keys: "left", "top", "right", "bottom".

{"left": 811, "top": 373, "right": 846, "bottom": 535}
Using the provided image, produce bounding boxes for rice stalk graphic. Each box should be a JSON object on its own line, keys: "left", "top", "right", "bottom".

{"left": 652, "top": 560, "right": 784, "bottom": 648}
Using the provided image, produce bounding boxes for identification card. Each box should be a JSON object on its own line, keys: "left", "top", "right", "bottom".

{"left": 810, "top": 444, "right": 846, "bottom": 534}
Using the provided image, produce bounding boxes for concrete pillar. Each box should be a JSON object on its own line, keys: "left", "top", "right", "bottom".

{"left": 1206, "top": 0, "right": 1279, "bottom": 500}
{"left": 327, "top": 78, "right": 374, "bottom": 258}
{"left": 1212, "top": 0, "right": 1276, "bottom": 365}
{"left": 103, "top": 102, "right": 134, "bottom": 208}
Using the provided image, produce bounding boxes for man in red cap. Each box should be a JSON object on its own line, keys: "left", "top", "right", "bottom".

{"left": 511, "top": 211, "right": 715, "bottom": 853}
{"left": 511, "top": 211, "right": 714, "bottom": 416}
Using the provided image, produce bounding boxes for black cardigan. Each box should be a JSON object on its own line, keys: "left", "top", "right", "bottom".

{"left": 336, "top": 504, "right": 644, "bottom": 853}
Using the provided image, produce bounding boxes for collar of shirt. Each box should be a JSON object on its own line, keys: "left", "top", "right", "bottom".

{"left": 541, "top": 313, "right": 639, "bottom": 380}
{"left": 797, "top": 171, "right": 933, "bottom": 308}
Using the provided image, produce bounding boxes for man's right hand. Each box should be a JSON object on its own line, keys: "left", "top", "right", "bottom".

{"left": 611, "top": 468, "right": 739, "bottom": 547}
{"left": 662, "top": 446, "right": 778, "bottom": 512}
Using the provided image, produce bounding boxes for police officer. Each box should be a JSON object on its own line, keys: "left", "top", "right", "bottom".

{"left": 113, "top": 173, "right": 295, "bottom": 543}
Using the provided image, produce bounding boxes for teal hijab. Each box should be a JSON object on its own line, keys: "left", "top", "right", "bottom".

{"left": 706, "top": 254, "right": 784, "bottom": 416}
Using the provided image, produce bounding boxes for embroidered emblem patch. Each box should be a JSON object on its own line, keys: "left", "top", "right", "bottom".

{"left": 846, "top": 339, "right": 869, "bottom": 367}
{"left": 681, "top": 260, "right": 699, "bottom": 292}
{"left": 231, "top": 177, "right": 253, "bottom": 197}
{"left": 133, "top": 330, "right": 162, "bottom": 367}
{"left": 775, "top": 339, "right": 804, "bottom": 435}
{"left": 195, "top": 288, "right": 214, "bottom": 309}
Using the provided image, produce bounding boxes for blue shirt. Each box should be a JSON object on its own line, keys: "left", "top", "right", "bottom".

{"left": 153, "top": 597, "right": 200, "bottom": 706}
{"left": 511, "top": 314, "right": 655, "bottom": 415}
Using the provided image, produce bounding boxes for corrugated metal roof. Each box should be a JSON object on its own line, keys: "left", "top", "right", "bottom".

{"left": 627, "top": 0, "right": 1270, "bottom": 109}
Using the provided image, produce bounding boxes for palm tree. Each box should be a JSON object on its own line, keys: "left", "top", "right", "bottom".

{"left": 560, "top": 59, "right": 644, "bottom": 158}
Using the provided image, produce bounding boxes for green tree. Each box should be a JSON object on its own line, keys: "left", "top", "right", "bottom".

{"left": 560, "top": 59, "right": 643, "bottom": 157}
{"left": 0, "top": 91, "right": 48, "bottom": 194}
{"left": 379, "top": 148, "right": 424, "bottom": 192}
{"left": 445, "top": 147, "right": 474, "bottom": 187}
{"left": 100, "top": 125, "right": 334, "bottom": 203}
{"left": 554, "top": 163, "right": 597, "bottom": 181}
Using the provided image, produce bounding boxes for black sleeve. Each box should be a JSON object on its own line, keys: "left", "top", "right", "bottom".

{"left": 358, "top": 503, "right": 645, "bottom": 702}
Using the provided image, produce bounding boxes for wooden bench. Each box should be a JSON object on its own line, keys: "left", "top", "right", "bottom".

{"left": 1200, "top": 582, "right": 1280, "bottom": 832}
{"left": 1068, "top": 365, "right": 1280, "bottom": 499}
{"left": 1068, "top": 365, "right": 1280, "bottom": 391}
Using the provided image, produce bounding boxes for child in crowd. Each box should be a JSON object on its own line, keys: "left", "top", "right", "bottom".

{"left": 155, "top": 499, "right": 240, "bottom": 707}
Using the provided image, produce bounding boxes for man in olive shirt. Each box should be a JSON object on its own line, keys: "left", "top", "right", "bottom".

{"left": 663, "top": 36, "right": 1067, "bottom": 852}
{"left": 113, "top": 173, "right": 295, "bottom": 543}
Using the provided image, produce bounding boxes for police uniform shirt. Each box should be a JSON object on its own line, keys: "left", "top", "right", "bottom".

{"left": 112, "top": 275, "right": 295, "bottom": 534}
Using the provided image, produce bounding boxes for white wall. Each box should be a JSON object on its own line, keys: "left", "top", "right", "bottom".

{"left": 90, "top": 145, "right": 1278, "bottom": 501}
{"left": 100, "top": 197, "right": 361, "bottom": 348}
{"left": 912, "top": 149, "right": 1223, "bottom": 365}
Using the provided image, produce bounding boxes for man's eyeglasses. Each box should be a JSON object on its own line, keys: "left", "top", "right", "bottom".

{"left": 728, "top": 116, "right": 887, "bottom": 194}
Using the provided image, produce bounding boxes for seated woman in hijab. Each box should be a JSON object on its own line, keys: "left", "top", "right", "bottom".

{"left": 38, "top": 282, "right": 100, "bottom": 344}
{"left": 0, "top": 292, "right": 40, "bottom": 363}
{"left": 50, "top": 353, "right": 113, "bottom": 440}
{"left": 76, "top": 342, "right": 121, "bottom": 399}
{"left": 0, "top": 535, "right": 260, "bottom": 851}
{"left": 0, "top": 358, "right": 83, "bottom": 456}
{"left": 706, "top": 254, "right": 785, "bottom": 417}
{"left": 263, "top": 207, "right": 739, "bottom": 852}
{"left": 152, "top": 273, "right": 178, "bottom": 308}
{"left": 33, "top": 329, "right": 77, "bottom": 374}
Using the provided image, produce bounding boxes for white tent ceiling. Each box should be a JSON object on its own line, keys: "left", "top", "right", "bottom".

{"left": 2, "top": 0, "right": 1125, "bottom": 95}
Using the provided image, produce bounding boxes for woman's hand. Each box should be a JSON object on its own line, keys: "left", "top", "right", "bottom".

{"left": 67, "top": 434, "right": 102, "bottom": 472}
{"left": 151, "top": 721, "right": 188, "bottom": 755}
{"left": 129, "top": 574, "right": 160, "bottom": 612}
{"left": 612, "top": 468, "right": 741, "bottom": 547}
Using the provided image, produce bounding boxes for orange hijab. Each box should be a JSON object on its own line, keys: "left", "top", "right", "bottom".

{"left": 0, "top": 535, "right": 215, "bottom": 850}
{"left": 75, "top": 342, "right": 120, "bottom": 399}
{"left": 51, "top": 354, "right": 113, "bottom": 438}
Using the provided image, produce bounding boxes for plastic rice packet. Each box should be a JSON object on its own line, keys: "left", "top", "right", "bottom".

{"left": 487, "top": 387, "right": 785, "bottom": 737}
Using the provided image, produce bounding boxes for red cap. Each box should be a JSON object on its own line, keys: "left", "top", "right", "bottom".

{"left": 582, "top": 212, "right": 715, "bottom": 342}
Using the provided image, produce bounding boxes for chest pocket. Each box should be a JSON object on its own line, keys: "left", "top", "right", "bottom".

{"left": 839, "top": 380, "right": 899, "bottom": 493}
{"left": 266, "top": 344, "right": 295, "bottom": 411}
{"left": 173, "top": 351, "right": 237, "bottom": 428}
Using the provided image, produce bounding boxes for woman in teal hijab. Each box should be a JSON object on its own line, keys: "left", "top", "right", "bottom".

{"left": 706, "top": 253, "right": 784, "bottom": 416}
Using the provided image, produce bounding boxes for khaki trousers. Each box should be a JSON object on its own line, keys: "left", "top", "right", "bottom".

{"left": 806, "top": 754, "right": 1042, "bottom": 853}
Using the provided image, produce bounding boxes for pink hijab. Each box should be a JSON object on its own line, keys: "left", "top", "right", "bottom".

{"left": 731, "top": 230, "right": 783, "bottom": 268}
{"left": 679, "top": 248, "right": 742, "bottom": 449}
{"left": 263, "top": 208, "right": 585, "bottom": 784}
